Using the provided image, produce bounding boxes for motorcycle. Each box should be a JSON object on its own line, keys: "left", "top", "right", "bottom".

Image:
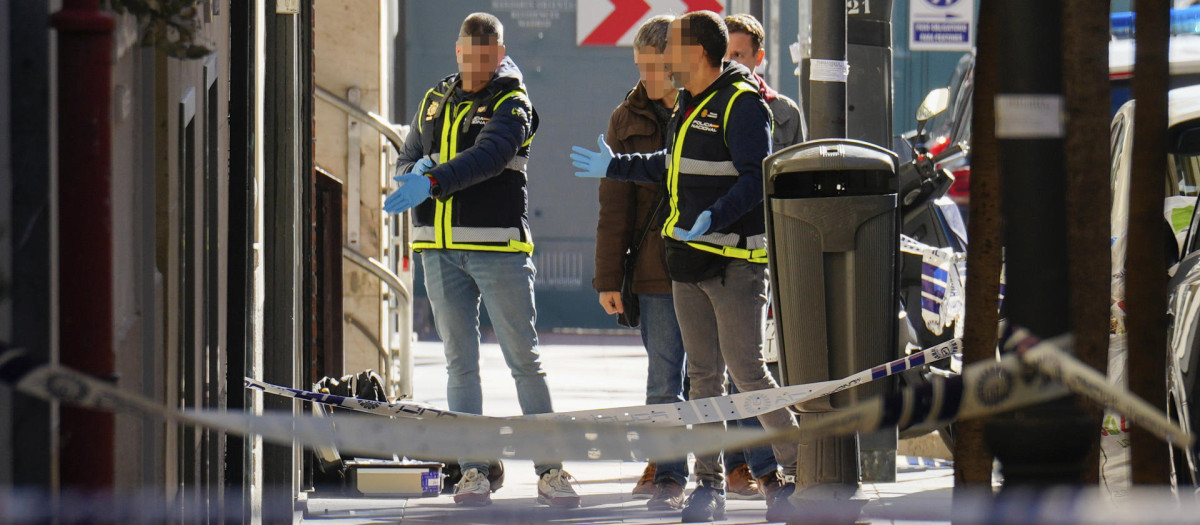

{"left": 895, "top": 87, "right": 971, "bottom": 448}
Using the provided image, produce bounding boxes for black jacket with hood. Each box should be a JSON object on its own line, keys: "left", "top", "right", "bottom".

{"left": 398, "top": 56, "right": 538, "bottom": 252}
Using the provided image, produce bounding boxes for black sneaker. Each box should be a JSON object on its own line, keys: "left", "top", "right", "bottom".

{"left": 487, "top": 459, "right": 505, "bottom": 492}
{"left": 764, "top": 482, "right": 797, "bottom": 522}
{"left": 681, "top": 484, "right": 726, "bottom": 523}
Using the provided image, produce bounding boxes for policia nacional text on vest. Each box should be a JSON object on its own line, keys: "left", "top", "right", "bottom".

{"left": 663, "top": 72, "right": 769, "bottom": 268}
{"left": 411, "top": 73, "right": 538, "bottom": 254}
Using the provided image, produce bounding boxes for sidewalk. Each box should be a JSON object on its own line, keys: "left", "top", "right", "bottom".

{"left": 301, "top": 336, "right": 955, "bottom": 524}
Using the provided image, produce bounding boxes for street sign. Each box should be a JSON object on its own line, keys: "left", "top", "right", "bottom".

{"left": 909, "top": 0, "right": 974, "bottom": 52}
{"left": 577, "top": 0, "right": 724, "bottom": 47}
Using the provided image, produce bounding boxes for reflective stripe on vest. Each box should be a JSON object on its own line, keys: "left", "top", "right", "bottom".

{"left": 676, "top": 158, "right": 738, "bottom": 176}
{"left": 663, "top": 82, "right": 767, "bottom": 263}
{"left": 411, "top": 88, "right": 534, "bottom": 255}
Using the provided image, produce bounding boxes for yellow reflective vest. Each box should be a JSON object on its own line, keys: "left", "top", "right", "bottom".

{"left": 663, "top": 80, "right": 769, "bottom": 263}
{"left": 409, "top": 78, "right": 537, "bottom": 254}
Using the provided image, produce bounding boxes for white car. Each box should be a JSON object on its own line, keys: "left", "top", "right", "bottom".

{"left": 1107, "top": 84, "right": 1200, "bottom": 491}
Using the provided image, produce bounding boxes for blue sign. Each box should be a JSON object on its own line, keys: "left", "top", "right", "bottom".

{"left": 911, "top": 0, "right": 975, "bottom": 51}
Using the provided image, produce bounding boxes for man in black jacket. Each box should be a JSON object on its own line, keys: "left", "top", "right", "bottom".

{"left": 571, "top": 11, "right": 799, "bottom": 523}
{"left": 718, "top": 12, "right": 808, "bottom": 502}
{"left": 386, "top": 12, "right": 579, "bottom": 509}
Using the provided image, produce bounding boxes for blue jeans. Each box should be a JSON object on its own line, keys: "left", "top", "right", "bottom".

{"left": 422, "top": 249, "right": 558, "bottom": 476}
{"left": 638, "top": 293, "right": 689, "bottom": 487}
{"left": 723, "top": 364, "right": 780, "bottom": 479}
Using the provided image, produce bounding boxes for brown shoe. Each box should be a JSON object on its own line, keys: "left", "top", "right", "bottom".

{"left": 632, "top": 462, "right": 658, "bottom": 499}
{"left": 757, "top": 470, "right": 784, "bottom": 501}
{"left": 646, "top": 479, "right": 685, "bottom": 510}
{"left": 726, "top": 463, "right": 763, "bottom": 500}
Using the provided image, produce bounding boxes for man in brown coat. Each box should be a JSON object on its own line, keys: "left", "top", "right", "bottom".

{"left": 591, "top": 15, "right": 689, "bottom": 511}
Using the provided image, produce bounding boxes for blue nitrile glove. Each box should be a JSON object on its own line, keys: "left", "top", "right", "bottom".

{"left": 570, "top": 135, "right": 613, "bottom": 178}
{"left": 673, "top": 210, "right": 712, "bottom": 241}
{"left": 396, "top": 157, "right": 436, "bottom": 181}
{"left": 383, "top": 173, "right": 432, "bottom": 214}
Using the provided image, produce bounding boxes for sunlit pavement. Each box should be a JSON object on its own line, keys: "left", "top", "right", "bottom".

{"left": 301, "top": 335, "right": 954, "bottom": 524}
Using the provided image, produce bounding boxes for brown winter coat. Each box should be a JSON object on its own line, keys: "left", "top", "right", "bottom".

{"left": 592, "top": 82, "right": 673, "bottom": 294}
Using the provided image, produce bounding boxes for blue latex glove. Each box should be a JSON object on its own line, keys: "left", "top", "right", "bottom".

{"left": 396, "top": 157, "right": 436, "bottom": 181}
{"left": 673, "top": 210, "right": 712, "bottom": 241}
{"left": 569, "top": 135, "right": 613, "bottom": 178}
{"left": 383, "top": 173, "right": 432, "bottom": 214}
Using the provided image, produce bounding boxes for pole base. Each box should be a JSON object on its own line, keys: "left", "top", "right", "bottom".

{"left": 984, "top": 397, "right": 1095, "bottom": 488}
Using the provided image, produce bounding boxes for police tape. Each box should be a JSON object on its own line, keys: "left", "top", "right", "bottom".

{"left": 900, "top": 234, "right": 967, "bottom": 338}
{"left": 1005, "top": 327, "right": 1196, "bottom": 451}
{"left": 774, "top": 345, "right": 1071, "bottom": 448}
{"left": 245, "top": 337, "right": 965, "bottom": 426}
{"left": 233, "top": 343, "right": 1064, "bottom": 464}
{"left": 0, "top": 344, "right": 778, "bottom": 463}
{"left": 2, "top": 331, "right": 1192, "bottom": 467}
{"left": 244, "top": 328, "right": 1189, "bottom": 458}
{"left": 181, "top": 405, "right": 769, "bottom": 464}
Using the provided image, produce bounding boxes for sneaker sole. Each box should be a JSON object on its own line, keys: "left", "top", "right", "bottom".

{"left": 631, "top": 492, "right": 655, "bottom": 500}
{"left": 453, "top": 494, "right": 492, "bottom": 507}
{"left": 537, "top": 493, "right": 581, "bottom": 508}
{"left": 681, "top": 509, "right": 726, "bottom": 523}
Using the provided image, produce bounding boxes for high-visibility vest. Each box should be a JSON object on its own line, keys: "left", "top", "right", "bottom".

{"left": 410, "top": 84, "right": 537, "bottom": 254}
{"left": 663, "top": 80, "right": 769, "bottom": 263}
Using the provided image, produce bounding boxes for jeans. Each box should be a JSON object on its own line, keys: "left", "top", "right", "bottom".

{"left": 422, "top": 249, "right": 558, "bottom": 476}
{"left": 638, "top": 293, "right": 689, "bottom": 487}
{"left": 672, "top": 260, "right": 799, "bottom": 488}
{"left": 723, "top": 362, "right": 781, "bottom": 479}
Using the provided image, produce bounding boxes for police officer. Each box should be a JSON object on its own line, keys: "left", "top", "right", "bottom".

{"left": 571, "top": 11, "right": 799, "bottom": 523}
{"left": 385, "top": 12, "right": 579, "bottom": 509}
{"left": 719, "top": 12, "right": 808, "bottom": 502}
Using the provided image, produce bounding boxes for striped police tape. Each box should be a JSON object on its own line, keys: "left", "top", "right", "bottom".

{"left": 0, "top": 343, "right": 768, "bottom": 463}
{"left": 246, "top": 331, "right": 1194, "bottom": 458}
{"left": 1005, "top": 327, "right": 1195, "bottom": 451}
{"left": 1, "top": 332, "right": 1193, "bottom": 465}
{"left": 216, "top": 342, "right": 1060, "bottom": 465}
{"left": 245, "top": 337, "right": 965, "bottom": 426}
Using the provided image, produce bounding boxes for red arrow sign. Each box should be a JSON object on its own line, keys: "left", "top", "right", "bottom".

{"left": 682, "top": 0, "right": 723, "bottom": 12}
{"left": 581, "top": 0, "right": 651, "bottom": 46}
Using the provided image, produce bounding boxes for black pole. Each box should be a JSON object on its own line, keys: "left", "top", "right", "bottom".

{"left": 226, "top": 0, "right": 256, "bottom": 518}
{"left": 996, "top": 2, "right": 1068, "bottom": 337}
{"left": 1061, "top": 0, "right": 1113, "bottom": 486}
{"left": 984, "top": 0, "right": 1093, "bottom": 488}
{"left": 748, "top": 0, "right": 763, "bottom": 24}
{"left": 954, "top": 0, "right": 1001, "bottom": 492}
{"left": 808, "top": 0, "right": 846, "bottom": 140}
{"left": 1127, "top": 0, "right": 1172, "bottom": 485}
{"left": 792, "top": 0, "right": 859, "bottom": 496}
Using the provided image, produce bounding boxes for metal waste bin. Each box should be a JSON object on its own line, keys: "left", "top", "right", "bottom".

{"left": 764, "top": 138, "right": 900, "bottom": 493}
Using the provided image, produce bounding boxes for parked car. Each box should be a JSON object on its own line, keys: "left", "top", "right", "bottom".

{"left": 919, "top": 7, "right": 1200, "bottom": 213}
{"left": 1108, "top": 84, "right": 1200, "bottom": 490}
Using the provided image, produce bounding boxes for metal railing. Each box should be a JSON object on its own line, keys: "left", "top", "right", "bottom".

{"left": 315, "top": 85, "right": 405, "bottom": 149}
{"left": 317, "top": 84, "right": 414, "bottom": 398}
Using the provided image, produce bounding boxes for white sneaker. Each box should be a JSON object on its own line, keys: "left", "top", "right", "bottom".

{"left": 453, "top": 468, "right": 492, "bottom": 507}
{"left": 537, "top": 469, "right": 581, "bottom": 508}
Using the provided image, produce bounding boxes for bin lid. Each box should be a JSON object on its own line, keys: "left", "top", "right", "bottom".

{"left": 765, "top": 138, "right": 898, "bottom": 180}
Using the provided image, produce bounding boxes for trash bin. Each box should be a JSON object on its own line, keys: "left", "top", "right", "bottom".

{"left": 763, "top": 138, "right": 900, "bottom": 490}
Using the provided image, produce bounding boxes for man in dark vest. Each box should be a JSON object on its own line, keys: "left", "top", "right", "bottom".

{"left": 386, "top": 12, "right": 579, "bottom": 509}
{"left": 718, "top": 12, "right": 808, "bottom": 502}
{"left": 571, "top": 11, "right": 799, "bottom": 523}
